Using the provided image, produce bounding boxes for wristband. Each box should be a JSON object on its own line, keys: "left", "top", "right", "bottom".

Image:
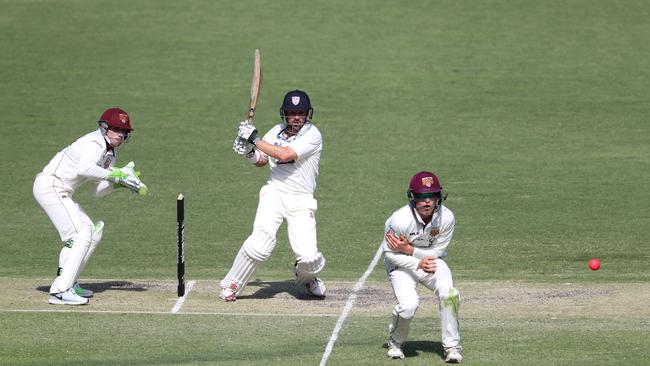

{"left": 246, "top": 149, "right": 261, "bottom": 164}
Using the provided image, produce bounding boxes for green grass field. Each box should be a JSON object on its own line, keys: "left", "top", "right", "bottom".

{"left": 1, "top": 0, "right": 649, "bottom": 365}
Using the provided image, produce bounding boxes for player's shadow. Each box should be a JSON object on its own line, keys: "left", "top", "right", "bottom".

{"left": 238, "top": 279, "right": 325, "bottom": 301}
{"left": 383, "top": 340, "right": 445, "bottom": 360}
{"left": 36, "top": 281, "right": 148, "bottom": 294}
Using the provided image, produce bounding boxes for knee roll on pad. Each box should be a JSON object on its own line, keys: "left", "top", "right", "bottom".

{"left": 75, "top": 227, "right": 93, "bottom": 247}
{"left": 294, "top": 252, "right": 325, "bottom": 284}
{"left": 242, "top": 229, "right": 275, "bottom": 261}
{"left": 91, "top": 221, "right": 104, "bottom": 246}
{"left": 295, "top": 252, "right": 326, "bottom": 275}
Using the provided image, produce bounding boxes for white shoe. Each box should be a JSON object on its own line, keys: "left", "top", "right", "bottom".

{"left": 73, "top": 282, "right": 93, "bottom": 298}
{"left": 387, "top": 338, "right": 404, "bottom": 359}
{"left": 306, "top": 278, "right": 326, "bottom": 297}
{"left": 48, "top": 288, "right": 89, "bottom": 305}
{"left": 444, "top": 347, "right": 463, "bottom": 363}
{"left": 219, "top": 283, "right": 238, "bottom": 302}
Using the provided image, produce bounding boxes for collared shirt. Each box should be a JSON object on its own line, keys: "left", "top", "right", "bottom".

{"left": 382, "top": 204, "right": 455, "bottom": 271}
{"left": 41, "top": 129, "right": 115, "bottom": 193}
{"left": 262, "top": 122, "right": 322, "bottom": 195}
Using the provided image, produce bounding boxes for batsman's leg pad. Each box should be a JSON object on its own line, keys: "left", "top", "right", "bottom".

{"left": 242, "top": 228, "right": 276, "bottom": 262}
{"left": 439, "top": 287, "right": 461, "bottom": 348}
{"left": 294, "top": 252, "right": 325, "bottom": 285}
{"left": 389, "top": 304, "right": 415, "bottom": 345}
{"left": 220, "top": 247, "right": 262, "bottom": 296}
{"left": 50, "top": 226, "right": 92, "bottom": 294}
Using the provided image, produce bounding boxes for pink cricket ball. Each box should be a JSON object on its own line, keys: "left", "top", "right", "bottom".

{"left": 588, "top": 258, "right": 600, "bottom": 271}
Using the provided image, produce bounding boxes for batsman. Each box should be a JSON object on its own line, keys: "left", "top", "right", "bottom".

{"left": 33, "top": 107, "right": 148, "bottom": 305}
{"left": 220, "top": 89, "right": 326, "bottom": 301}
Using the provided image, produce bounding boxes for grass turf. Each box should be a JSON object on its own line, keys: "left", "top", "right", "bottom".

{"left": 1, "top": 0, "right": 649, "bottom": 365}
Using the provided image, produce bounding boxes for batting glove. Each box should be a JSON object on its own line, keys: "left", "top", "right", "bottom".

{"left": 237, "top": 121, "right": 260, "bottom": 144}
{"left": 232, "top": 137, "right": 254, "bottom": 156}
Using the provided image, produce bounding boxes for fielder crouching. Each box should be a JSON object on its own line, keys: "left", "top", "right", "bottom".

{"left": 221, "top": 90, "right": 326, "bottom": 301}
{"left": 382, "top": 171, "right": 463, "bottom": 363}
{"left": 33, "top": 108, "right": 147, "bottom": 305}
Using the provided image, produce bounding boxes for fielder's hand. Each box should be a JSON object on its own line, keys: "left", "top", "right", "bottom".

{"left": 385, "top": 232, "right": 413, "bottom": 255}
{"left": 237, "top": 121, "right": 260, "bottom": 144}
{"left": 418, "top": 256, "right": 437, "bottom": 273}
{"left": 232, "top": 137, "right": 254, "bottom": 156}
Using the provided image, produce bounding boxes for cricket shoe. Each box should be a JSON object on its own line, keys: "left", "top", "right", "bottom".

{"left": 73, "top": 282, "right": 94, "bottom": 298}
{"left": 219, "top": 283, "right": 238, "bottom": 302}
{"left": 386, "top": 338, "right": 405, "bottom": 359}
{"left": 48, "top": 288, "right": 89, "bottom": 305}
{"left": 444, "top": 347, "right": 463, "bottom": 363}
{"left": 306, "top": 278, "right": 326, "bottom": 297}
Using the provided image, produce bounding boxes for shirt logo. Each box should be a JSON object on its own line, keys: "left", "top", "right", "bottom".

{"left": 422, "top": 176, "right": 433, "bottom": 187}
{"left": 430, "top": 228, "right": 439, "bottom": 236}
{"left": 292, "top": 96, "right": 300, "bottom": 105}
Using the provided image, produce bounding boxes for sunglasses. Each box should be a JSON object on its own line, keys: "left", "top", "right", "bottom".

{"left": 412, "top": 192, "right": 441, "bottom": 201}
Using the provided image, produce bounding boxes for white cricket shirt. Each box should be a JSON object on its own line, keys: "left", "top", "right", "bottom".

{"left": 382, "top": 204, "right": 456, "bottom": 272}
{"left": 262, "top": 122, "right": 322, "bottom": 195}
{"left": 40, "top": 129, "right": 116, "bottom": 194}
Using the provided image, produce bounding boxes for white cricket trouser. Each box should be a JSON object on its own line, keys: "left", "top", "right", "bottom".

{"left": 33, "top": 174, "right": 94, "bottom": 293}
{"left": 33, "top": 174, "right": 92, "bottom": 242}
{"left": 252, "top": 184, "right": 319, "bottom": 260}
{"left": 386, "top": 258, "right": 461, "bottom": 349}
{"left": 220, "top": 184, "right": 320, "bottom": 294}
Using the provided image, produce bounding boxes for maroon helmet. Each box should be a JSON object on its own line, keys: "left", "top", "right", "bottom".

{"left": 98, "top": 107, "right": 133, "bottom": 131}
{"left": 407, "top": 171, "right": 446, "bottom": 208}
{"left": 98, "top": 107, "right": 133, "bottom": 144}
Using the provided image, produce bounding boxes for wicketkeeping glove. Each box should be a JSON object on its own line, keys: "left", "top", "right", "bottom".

{"left": 108, "top": 162, "right": 149, "bottom": 196}
{"left": 237, "top": 121, "right": 260, "bottom": 144}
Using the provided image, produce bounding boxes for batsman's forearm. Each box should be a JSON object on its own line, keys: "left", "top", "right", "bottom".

{"left": 255, "top": 140, "right": 297, "bottom": 162}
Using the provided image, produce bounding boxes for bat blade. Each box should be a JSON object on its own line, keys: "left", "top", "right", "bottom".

{"left": 247, "top": 49, "right": 262, "bottom": 124}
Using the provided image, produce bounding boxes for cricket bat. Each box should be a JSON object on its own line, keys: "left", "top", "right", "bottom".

{"left": 246, "top": 49, "right": 262, "bottom": 124}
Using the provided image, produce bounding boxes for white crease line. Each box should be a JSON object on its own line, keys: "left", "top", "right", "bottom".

{"left": 170, "top": 280, "right": 196, "bottom": 314}
{"left": 319, "top": 244, "right": 383, "bottom": 366}
{"left": 1, "top": 308, "right": 339, "bottom": 317}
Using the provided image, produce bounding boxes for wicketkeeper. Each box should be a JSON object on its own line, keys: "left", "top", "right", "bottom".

{"left": 220, "top": 89, "right": 326, "bottom": 301}
{"left": 33, "top": 107, "right": 148, "bottom": 305}
{"left": 382, "top": 171, "right": 463, "bottom": 363}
